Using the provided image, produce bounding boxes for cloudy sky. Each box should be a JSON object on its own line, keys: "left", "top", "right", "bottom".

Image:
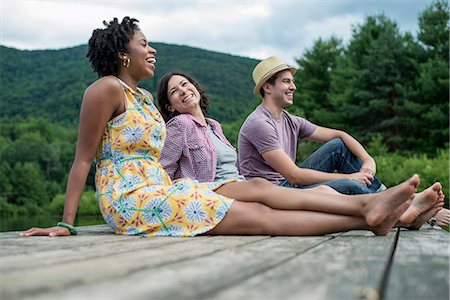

{"left": 1, "top": 0, "right": 431, "bottom": 65}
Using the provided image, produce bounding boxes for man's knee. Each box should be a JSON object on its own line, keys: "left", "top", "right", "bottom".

{"left": 325, "top": 138, "right": 346, "bottom": 151}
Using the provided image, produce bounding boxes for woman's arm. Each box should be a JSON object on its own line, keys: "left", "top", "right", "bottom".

{"left": 140, "top": 88, "right": 154, "bottom": 102}
{"left": 21, "top": 77, "right": 123, "bottom": 236}
{"left": 160, "top": 118, "right": 184, "bottom": 180}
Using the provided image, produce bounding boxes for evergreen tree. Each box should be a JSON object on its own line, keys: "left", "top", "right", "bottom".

{"left": 417, "top": 0, "right": 449, "bottom": 58}
{"left": 330, "top": 15, "right": 418, "bottom": 149}
{"left": 291, "top": 37, "right": 344, "bottom": 127}
{"left": 410, "top": 0, "right": 449, "bottom": 153}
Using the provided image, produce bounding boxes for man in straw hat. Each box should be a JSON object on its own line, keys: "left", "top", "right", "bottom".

{"left": 237, "top": 56, "right": 387, "bottom": 194}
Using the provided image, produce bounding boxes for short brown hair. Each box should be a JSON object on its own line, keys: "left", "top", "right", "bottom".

{"left": 259, "top": 72, "right": 280, "bottom": 97}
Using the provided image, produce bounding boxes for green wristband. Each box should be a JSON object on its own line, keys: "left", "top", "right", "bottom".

{"left": 56, "top": 222, "right": 78, "bottom": 235}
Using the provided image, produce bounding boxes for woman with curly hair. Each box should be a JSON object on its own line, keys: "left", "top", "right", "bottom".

{"left": 21, "top": 17, "right": 430, "bottom": 238}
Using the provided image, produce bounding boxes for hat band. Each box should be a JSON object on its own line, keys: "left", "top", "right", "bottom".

{"left": 256, "top": 63, "right": 292, "bottom": 87}
{"left": 260, "top": 64, "right": 290, "bottom": 80}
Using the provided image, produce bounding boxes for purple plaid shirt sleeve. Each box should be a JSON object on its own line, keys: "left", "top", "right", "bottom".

{"left": 160, "top": 117, "right": 184, "bottom": 179}
{"left": 160, "top": 114, "right": 216, "bottom": 182}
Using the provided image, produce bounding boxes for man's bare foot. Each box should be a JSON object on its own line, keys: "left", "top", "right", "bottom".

{"left": 399, "top": 182, "right": 441, "bottom": 224}
{"left": 371, "top": 200, "right": 411, "bottom": 236}
{"left": 364, "top": 174, "right": 419, "bottom": 227}
{"left": 408, "top": 200, "right": 444, "bottom": 230}
{"left": 435, "top": 207, "right": 450, "bottom": 227}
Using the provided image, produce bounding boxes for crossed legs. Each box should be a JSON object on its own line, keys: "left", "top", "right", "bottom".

{"left": 207, "top": 200, "right": 410, "bottom": 236}
{"left": 209, "top": 175, "right": 420, "bottom": 236}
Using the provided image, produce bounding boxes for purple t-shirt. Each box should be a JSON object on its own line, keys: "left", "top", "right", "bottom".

{"left": 238, "top": 104, "right": 317, "bottom": 184}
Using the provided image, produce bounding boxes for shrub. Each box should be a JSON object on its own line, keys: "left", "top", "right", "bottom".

{"left": 47, "top": 189, "right": 101, "bottom": 216}
{"left": 375, "top": 149, "right": 449, "bottom": 201}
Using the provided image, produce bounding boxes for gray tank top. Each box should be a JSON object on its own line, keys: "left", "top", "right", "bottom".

{"left": 207, "top": 125, "right": 245, "bottom": 182}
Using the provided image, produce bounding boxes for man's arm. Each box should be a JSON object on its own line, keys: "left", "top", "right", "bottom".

{"left": 306, "top": 126, "right": 377, "bottom": 176}
{"left": 262, "top": 149, "right": 373, "bottom": 186}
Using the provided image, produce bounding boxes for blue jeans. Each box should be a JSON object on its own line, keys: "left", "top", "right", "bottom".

{"left": 280, "top": 138, "right": 386, "bottom": 195}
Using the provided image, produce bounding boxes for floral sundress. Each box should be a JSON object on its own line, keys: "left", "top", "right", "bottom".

{"left": 95, "top": 78, "right": 234, "bottom": 236}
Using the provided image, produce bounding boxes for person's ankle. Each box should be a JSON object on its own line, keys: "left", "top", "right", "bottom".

{"left": 376, "top": 184, "right": 387, "bottom": 192}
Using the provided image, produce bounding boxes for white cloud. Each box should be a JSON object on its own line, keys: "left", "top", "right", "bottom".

{"left": 137, "top": 2, "right": 272, "bottom": 54}
{"left": 301, "top": 14, "right": 360, "bottom": 47}
{"left": 1, "top": 1, "right": 125, "bottom": 49}
{"left": 1, "top": 0, "right": 431, "bottom": 65}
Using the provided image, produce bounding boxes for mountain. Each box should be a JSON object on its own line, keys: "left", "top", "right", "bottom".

{"left": 0, "top": 43, "right": 259, "bottom": 124}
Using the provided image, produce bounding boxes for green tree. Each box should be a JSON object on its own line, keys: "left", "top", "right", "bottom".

{"left": 291, "top": 37, "right": 344, "bottom": 127}
{"left": 417, "top": 0, "right": 449, "bottom": 58}
{"left": 0, "top": 162, "right": 13, "bottom": 203}
{"left": 9, "top": 162, "right": 48, "bottom": 211}
{"left": 1, "top": 43, "right": 258, "bottom": 125}
{"left": 409, "top": 0, "right": 449, "bottom": 153}
{"left": 330, "top": 15, "right": 418, "bottom": 150}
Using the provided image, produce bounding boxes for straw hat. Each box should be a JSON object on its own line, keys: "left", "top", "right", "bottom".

{"left": 252, "top": 56, "right": 297, "bottom": 94}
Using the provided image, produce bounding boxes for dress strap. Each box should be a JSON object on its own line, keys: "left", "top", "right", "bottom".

{"left": 115, "top": 77, "right": 134, "bottom": 92}
{"left": 115, "top": 77, "right": 151, "bottom": 104}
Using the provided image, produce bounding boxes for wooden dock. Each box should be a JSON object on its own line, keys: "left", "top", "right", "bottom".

{"left": 1, "top": 224, "right": 448, "bottom": 300}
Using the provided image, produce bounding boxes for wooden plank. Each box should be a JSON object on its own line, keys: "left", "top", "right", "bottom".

{"left": 0, "top": 236, "right": 201, "bottom": 271}
{"left": 1, "top": 224, "right": 447, "bottom": 300}
{"left": 210, "top": 230, "right": 397, "bottom": 300}
{"left": 4, "top": 235, "right": 331, "bottom": 300}
{"left": 384, "top": 227, "right": 449, "bottom": 300}
{"left": 0, "top": 234, "right": 269, "bottom": 300}
{"left": 0, "top": 225, "right": 117, "bottom": 256}
{"left": 0, "top": 224, "right": 112, "bottom": 239}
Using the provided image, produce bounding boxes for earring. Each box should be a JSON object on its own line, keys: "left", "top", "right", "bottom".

{"left": 122, "top": 58, "right": 130, "bottom": 68}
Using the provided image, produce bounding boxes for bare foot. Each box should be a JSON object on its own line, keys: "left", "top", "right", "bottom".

{"left": 435, "top": 207, "right": 450, "bottom": 227}
{"left": 399, "top": 182, "right": 441, "bottom": 224}
{"left": 371, "top": 200, "right": 411, "bottom": 236}
{"left": 364, "top": 174, "right": 419, "bottom": 227}
{"left": 408, "top": 200, "right": 444, "bottom": 230}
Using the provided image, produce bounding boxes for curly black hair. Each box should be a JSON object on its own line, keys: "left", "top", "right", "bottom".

{"left": 86, "top": 16, "right": 140, "bottom": 77}
{"left": 157, "top": 71, "right": 211, "bottom": 122}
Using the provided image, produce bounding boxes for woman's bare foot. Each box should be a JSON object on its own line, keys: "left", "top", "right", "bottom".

{"left": 371, "top": 200, "right": 412, "bottom": 236}
{"left": 408, "top": 200, "right": 444, "bottom": 230}
{"left": 399, "top": 182, "right": 441, "bottom": 225}
{"left": 435, "top": 207, "right": 450, "bottom": 227}
{"left": 364, "top": 174, "right": 419, "bottom": 227}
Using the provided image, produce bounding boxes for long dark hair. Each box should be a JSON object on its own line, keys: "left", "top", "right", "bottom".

{"left": 86, "top": 16, "right": 140, "bottom": 77}
{"left": 157, "top": 71, "right": 211, "bottom": 122}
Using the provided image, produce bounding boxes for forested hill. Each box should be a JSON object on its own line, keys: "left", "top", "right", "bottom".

{"left": 0, "top": 43, "right": 259, "bottom": 124}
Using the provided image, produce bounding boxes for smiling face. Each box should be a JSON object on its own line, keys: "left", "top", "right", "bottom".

{"left": 264, "top": 70, "right": 296, "bottom": 108}
{"left": 166, "top": 75, "right": 202, "bottom": 115}
{"left": 123, "top": 30, "right": 157, "bottom": 79}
